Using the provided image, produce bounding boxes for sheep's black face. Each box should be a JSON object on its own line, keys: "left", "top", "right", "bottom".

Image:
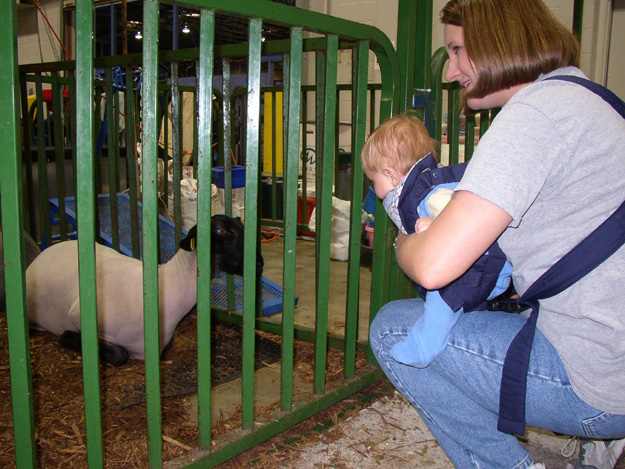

{"left": 209, "top": 215, "right": 264, "bottom": 278}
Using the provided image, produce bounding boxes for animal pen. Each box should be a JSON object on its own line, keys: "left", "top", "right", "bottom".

{"left": 0, "top": 0, "right": 551, "bottom": 466}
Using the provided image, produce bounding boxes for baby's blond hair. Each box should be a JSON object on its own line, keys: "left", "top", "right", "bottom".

{"left": 361, "top": 113, "right": 437, "bottom": 175}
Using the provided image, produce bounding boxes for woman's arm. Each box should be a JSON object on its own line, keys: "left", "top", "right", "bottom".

{"left": 395, "top": 190, "right": 512, "bottom": 290}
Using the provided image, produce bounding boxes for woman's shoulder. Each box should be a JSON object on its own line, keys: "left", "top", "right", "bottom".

{"left": 511, "top": 67, "right": 599, "bottom": 109}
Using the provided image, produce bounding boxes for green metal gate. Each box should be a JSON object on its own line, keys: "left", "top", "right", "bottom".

{"left": 1, "top": 0, "right": 405, "bottom": 466}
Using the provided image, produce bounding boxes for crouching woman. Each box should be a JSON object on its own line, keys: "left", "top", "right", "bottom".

{"left": 369, "top": 1, "right": 625, "bottom": 467}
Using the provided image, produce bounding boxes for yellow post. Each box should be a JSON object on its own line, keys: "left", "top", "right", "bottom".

{"left": 263, "top": 91, "right": 284, "bottom": 174}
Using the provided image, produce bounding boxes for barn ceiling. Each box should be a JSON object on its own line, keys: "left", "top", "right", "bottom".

{"left": 92, "top": 0, "right": 294, "bottom": 57}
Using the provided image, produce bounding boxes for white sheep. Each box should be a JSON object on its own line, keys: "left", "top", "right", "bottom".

{"left": 26, "top": 215, "right": 263, "bottom": 366}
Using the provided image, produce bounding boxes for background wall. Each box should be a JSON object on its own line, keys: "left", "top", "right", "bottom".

{"left": 298, "top": 0, "right": 623, "bottom": 100}
{"left": 607, "top": 0, "right": 625, "bottom": 99}
{"left": 17, "top": 0, "right": 64, "bottom": 67}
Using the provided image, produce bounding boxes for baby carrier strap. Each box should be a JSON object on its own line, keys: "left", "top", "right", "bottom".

{"left": 498, "top": 75, "right": 625, "bottom": 435}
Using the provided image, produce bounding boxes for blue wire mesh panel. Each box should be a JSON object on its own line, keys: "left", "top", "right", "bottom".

{"left": 210, "top": 272, "right": 298, "bottom": 316}
{"left": 50, "top": 193, "right": 182, "bottom": 263}
{"left": 49, "top": 194, "right": 293, "bottom": 315}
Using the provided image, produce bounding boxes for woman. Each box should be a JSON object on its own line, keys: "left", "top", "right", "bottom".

{"left": 368, "top": 0, "right": 625, "bottom": 467}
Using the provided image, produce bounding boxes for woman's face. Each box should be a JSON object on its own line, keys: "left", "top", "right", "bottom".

{"left": 444, "top": 24, "right": 520, "bottom": 110}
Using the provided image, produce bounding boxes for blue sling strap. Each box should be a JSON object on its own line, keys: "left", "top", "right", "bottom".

{"left": 497, "top": 75, "right": 625, "bottom": 436}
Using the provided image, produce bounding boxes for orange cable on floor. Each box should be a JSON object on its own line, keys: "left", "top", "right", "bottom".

{"left": 260, "top": 226, "right": 281, "bottom": 242}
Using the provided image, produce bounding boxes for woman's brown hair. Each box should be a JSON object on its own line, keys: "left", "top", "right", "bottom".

{"left": 440, "top": 0, "right": 580, "bottom": 103}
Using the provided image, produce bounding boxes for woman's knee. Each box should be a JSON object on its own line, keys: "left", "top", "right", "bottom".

{"left": 369, "top": 298, "right": 424, "bottom": 351}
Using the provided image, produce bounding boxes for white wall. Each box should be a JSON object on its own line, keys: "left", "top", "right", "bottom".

{"left": 298, "top": 0, "right": 622, "bottom": 85}
{"left": 607, "top": 0, "right": 625, "bottom": 100}
{"left": 17, "top": 0, "right": 64, "bottom": 67}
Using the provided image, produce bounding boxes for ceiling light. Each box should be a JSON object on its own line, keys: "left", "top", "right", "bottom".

{"left": 182, "top": 23, "right": 190, "bottom": 33}
{"left": 135, "top": 30, "right": 142, "bottom": 39}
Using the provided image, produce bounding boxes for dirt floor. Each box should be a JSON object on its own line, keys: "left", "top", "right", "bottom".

{"left": 220, "top": 384, "right": 625, "bottom": 469}
{"left": 0, "top": 309, "right": 369, "bottom": 468}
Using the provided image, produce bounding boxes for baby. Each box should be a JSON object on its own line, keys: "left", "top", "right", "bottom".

{"left": 362, "top": 113, "right": 512, "bottom": 367}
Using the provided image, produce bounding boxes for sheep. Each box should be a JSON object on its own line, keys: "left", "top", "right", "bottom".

{"left": 1, "top": 229, "right": 41, "bottom": 311}
{"left": 26, "top": 214, "right": 263, "bottom": 366}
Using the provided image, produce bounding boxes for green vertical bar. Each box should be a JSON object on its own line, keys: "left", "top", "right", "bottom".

{"left": 314, "top": 51, "right": 326, "bottom": 297}
{"left": 448, "top": 87, "right": 461, "bottom": 165}
{"left": 396, "top": 0, "right": 417, "bottom": 111}
{"left": 281, "top": 26, "right": 302, "bottom": 411}
{"left": 367, "top": 41, "right": 398, "bottom": 364}
{"left": 480, "top": 110, "right": 491, "bottom": 136}
{"left": 69, "top": 74, "right": 78, "bottom": 201}
{"left": 192, "top": 89, "right": 199, "bottom": 171}
{"left": 34, "top": 74, "right": 50, "bottom": 244}
{"left": 125, "top": 74, "right": 140, "bottom": 258}
{"left": 413, "top": 0, "right": 432, "bottom": 90}
{"left": 300, "top": 90, "right": 308, "bottom": 201}
{"left": 241, "top": 17, "right": 262, "bottom": 429}
{"left": 1, "top": 2, "right": 37, "bottom": 467}
{"left": 75, "top": 1, "right": 104, "bottom": 467}
{"left": 197, "top": 7, "right": 215, "bottom": 450}
{"left": 344, "top": 40, "right": 369, "bottom": 379}
{"left": 465, "top": 114, "right": 476, "bottom": 161}
{"left": 573, "top": 0, "right": 584, "bottom": 43}
{"left": 142, "top": 1, "right": 163, "bottom": 466}
{"left": 105, "top": 67, "right": 120, "bottom": 251}
{"left": 314, "top": 34, "right": 338, "bottom": 395}
{"left": 171, "top": 62, "right": 183, "bottom": 244}
{"left": 19, "top": 74, "right": 37, "bottom": 240}
{"left": 51, "top": 73, "right": 68, "bottom": 241}
{"left": 222, "top": 58, "right": 237, "bottom": 310}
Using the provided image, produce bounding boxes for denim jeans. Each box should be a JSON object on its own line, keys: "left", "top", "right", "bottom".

{"left": 369, "top": 299, "right": 625, "bottom": 468}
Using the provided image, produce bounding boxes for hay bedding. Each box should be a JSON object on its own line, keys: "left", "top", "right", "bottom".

{"left": 0, "top": 311, "right": 368, "bottom": 467}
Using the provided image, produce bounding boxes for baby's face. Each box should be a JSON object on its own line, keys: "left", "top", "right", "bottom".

{"left": 364, "top": 168, "right": 397, "bottom": 199}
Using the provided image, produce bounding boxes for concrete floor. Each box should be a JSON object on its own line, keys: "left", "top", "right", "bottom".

{"left": 184, "top": 235, "right": 581, "bottom": 468}
{"left": 186, "top": 235, "right": 374, "bottom": 425}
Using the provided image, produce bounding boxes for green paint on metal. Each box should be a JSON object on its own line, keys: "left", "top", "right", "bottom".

{"left": 1, "top": 3, "right": 37, "bottom": 467}
{"left": 241, "top": 16, "right": 263, "bottom": 430}
{"left": 448, "top": 87, "right": 461, "bottom": 165}
{"left": 573, "top": 0, "right": 584, "bottom": 43}
{"left": 105, "top": 67, "right": 121, "bottom": 251}
{"left": 142, "top": 1, "right": 164, "bottom": 466}
{"left": 125, "top": 69, "right": 141, "bottom": 259}
{"left": 75, "top": 1, "right": 104, "bottom": 466}
{"left": 396, "top": 0, "right": 417, "bottom": 111}
{"left": 344, "top": 40, "right": 369, "bottom": 379}
{"left": 314, "top": 34, "right": 339, "bottom": 396}
{"left": 280, "top": 26, "right": 303, "bottom": 412}
{"left": 34, "top": 74, "right": 51, "bottom": 245}
{"left": 413, "top": 0, "right": 433, "bottom": 91}
{"left": 197, "top": 7, "right": 216, "bottom": 450}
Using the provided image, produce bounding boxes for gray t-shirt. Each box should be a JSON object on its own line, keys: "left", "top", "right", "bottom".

{"left": 456, "top": 67, "right": 625, "bottom": 414}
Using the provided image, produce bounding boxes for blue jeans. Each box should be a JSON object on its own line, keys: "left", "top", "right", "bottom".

{"left": 369, "top": 299, "right": 625, "bottom": 468}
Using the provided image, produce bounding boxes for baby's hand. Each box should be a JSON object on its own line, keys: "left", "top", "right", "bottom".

{"left": 415, "top": 216, "right": 434, "bottom": 233}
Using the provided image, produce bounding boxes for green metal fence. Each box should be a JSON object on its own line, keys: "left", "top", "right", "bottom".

{"left": 1, "top": 0, "right": 403, "bottom": 466}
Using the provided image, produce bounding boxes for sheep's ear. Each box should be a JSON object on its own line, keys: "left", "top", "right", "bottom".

{"left": 179, "top": 225, "right": 197, "bottom": 251}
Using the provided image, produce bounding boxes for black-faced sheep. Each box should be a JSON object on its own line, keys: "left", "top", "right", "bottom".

{"left": 26, "top": 215, "right": 263, "bottom": 366}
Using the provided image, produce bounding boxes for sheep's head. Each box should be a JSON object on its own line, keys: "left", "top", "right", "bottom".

{"left": 180, "top": 216, "right": 264, "bottom": 278}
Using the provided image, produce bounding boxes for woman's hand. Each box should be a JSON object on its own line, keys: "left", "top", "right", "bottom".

{"left": 415, "top": 216, "right": 434, "bottom": 233}
{"left": 395, "top": 190, "right": 512, "bottom": 290}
